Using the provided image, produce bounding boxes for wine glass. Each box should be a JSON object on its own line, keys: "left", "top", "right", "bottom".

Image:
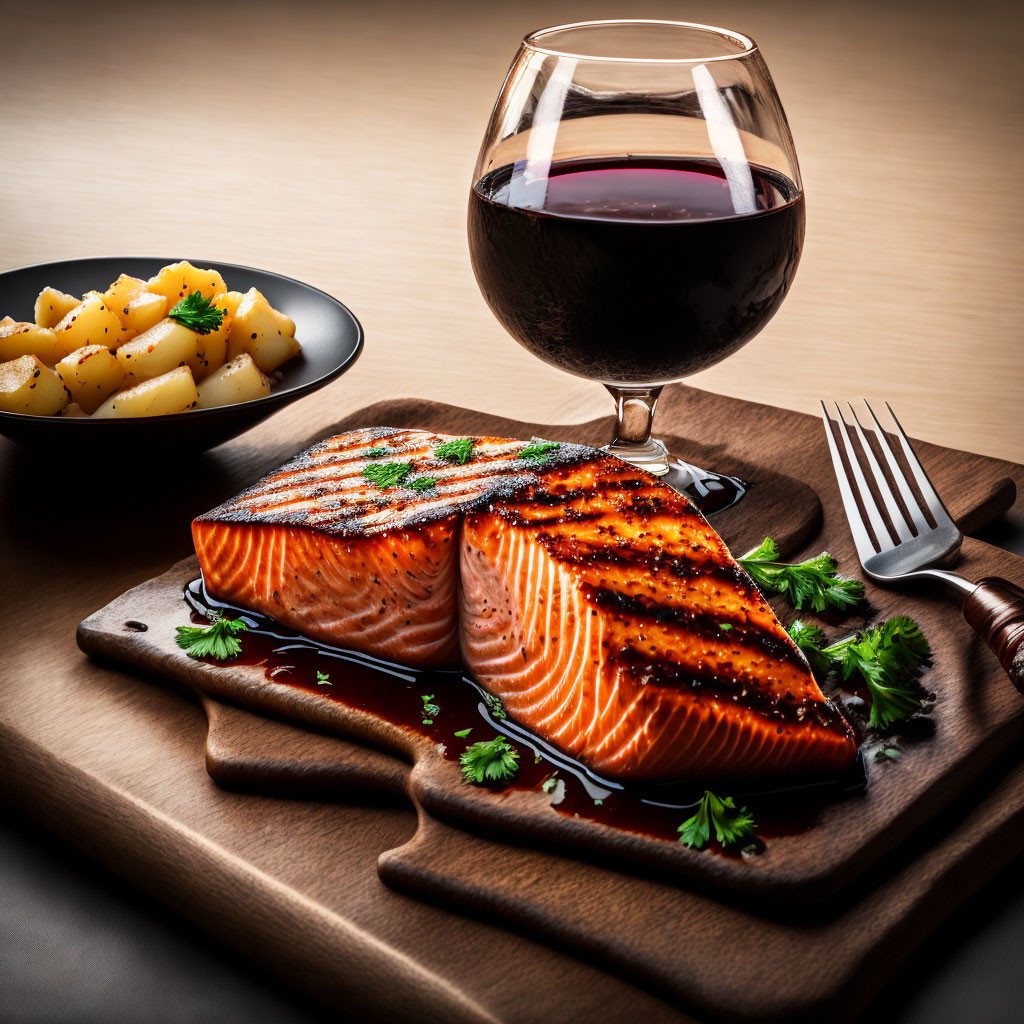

{"left": 468, "top": 19, "right": 805, "bottom": 509}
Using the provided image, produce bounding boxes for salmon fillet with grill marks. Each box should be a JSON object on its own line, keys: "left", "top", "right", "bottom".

{"left": 193, "top": 427, "right": 857, "bottom": 781}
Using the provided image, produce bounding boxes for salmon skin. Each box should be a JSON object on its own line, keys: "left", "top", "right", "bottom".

{"left": 193, "top": 427, "right": 857, "bottom": 781}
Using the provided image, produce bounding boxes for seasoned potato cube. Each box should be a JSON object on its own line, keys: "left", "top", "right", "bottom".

{"left": 147, "top": 261, "right": 227, "bottom": 305}
{"left": 219, "top": 290, "right": 245, "bottom": 320}
{"left": 54, "top": 293, "right": 128, "bottom": 355}
{"left": 34, "top": 286, "right": 81, "bottom": 329}
{"left": 61, "top": 402, "right": 88, "bottom": 417}
{"left": 196, "top": 353, "right": 270, "bottom": 409}
{"left": 116, "top": 319, "right": 198, "bottom": 384}
{"left": 0, "top": 322, "right": 66, "bottom": 365}
{"left": 93, "top": 365, "right": 198, "bottom": 418}
{"left": 120, "top": 290, "right": 167, "bottom": 337}
{"left": 227, "top": 288, "right": 300, "bottom": 372}
{"left": 187, "top": 292, "right": 235, "bottom": 380}
{"left": 103, "top": 274, "right": 146, "bottom": 314}
{"left": 0, "top": 355, "right": 70, "bottom": 415}
{"left": 55, "top": 344, "right": 126, "bottom": 413}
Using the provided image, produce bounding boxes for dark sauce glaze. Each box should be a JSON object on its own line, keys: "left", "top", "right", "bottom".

{"left": 185, "top": 579, "right": 865, "bottom": 851}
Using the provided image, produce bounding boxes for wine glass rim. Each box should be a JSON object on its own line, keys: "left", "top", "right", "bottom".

{"left": 523, "top": 19, "right": 758, "bottom": 64}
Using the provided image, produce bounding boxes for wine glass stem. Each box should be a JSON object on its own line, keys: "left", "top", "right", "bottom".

{"left": 603, "top": 385, "right": 670, "bottom": 476}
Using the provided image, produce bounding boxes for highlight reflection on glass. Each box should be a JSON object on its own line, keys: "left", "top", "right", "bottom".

{"left": 468, "top": 19, "right": 805, "bottom": 504}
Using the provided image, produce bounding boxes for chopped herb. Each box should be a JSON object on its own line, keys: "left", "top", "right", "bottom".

{"left": 875, "top": 747, "right": 902, "bottom": 762}
{"left": 739, "top": 537, "right": 865, "bottom": 612}
{"left": 484, "top": 694, "right": 506, "bottom": 719}
{"left": 174, "top": 613, "right": 248, "bottom": 661}
{"left": 593, "top": 799, "right": 604, "bottom": 806}
{"left": 518, "top": 441, "right": 561, "bottom": 464}
{"left": 453, "top": 727, "right": 473, "bottom": 738}
{"left": 408, "top": 477, "right": 438, "bottom": 492}
{"left": 541, "top": 773, "right": 559, "bottom": 794}
{"left": 167, "top": 292, "right": 225, "bottom": 335}
{"left": 421, "top": 694, "right": 440, "bottom": 717}
{"left": 316, "top": 670, "right": 331, "bottom": 686}
{"left": 534, "top": 752, "right": 541, "bottom": 764}
{"left": 460, "top": 737, "right": 519, "bottom": 785}
{"left": 366, "top": 446, "right": 390, "bottom": 457}
{"left": 434, "top": 437, "right": 475, "bottom": 464}
{"left": 719, "top": 623, "right": 734, "bottom": 631}
{"left": 422, "top": 719, "right": 433, "bottom": 726}
{"left": 789, "top": 616, "right": 931, "bottom": 728}
{"left": 362, "top": 461, "right": 413, "bottom": 489}
{"left": 678, "top": 790, "right": 758, "bottom": 851}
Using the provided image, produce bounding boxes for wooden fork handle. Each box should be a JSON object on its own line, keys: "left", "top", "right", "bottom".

{"left": 964, "top": 577, "right": 1024, "bottom": 693}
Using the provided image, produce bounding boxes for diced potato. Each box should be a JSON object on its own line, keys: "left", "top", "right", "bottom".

{"left": 187, "top": 292, "right": 235, "bottom": 380}
{"left": 93, "top": 365, "right": 198, "bottom": 418}
{"left": 61, "top": 402, "right": 88, "bottom": 417}
{"left": 103, "top": 274, "right": 146, "bottom": 315}
{"left": 34, "top": 286, "right": 81, "bottom": 329}
{"left": 120, "top": 290, "right": 167, "bottom": 337}
{"left": 55, "top": 344, "right": 126, "bottom": 414}
{"left": 0, "top": 322, "right": 66, "bottom": 365}
{"left": 146, "top": 261, "right": 227, "bottom": 305}
{"left": 54, "top": 293, "right": 128, "bottom": 355}
{"left": 0, "top": 355, "right": 70, "bottom": 415}
{"left": 116, "top": 319, "right": 198, "bottom": 384}
{"left": 196, "top": 353, "right": 271, "bottom": 409}
{"left": 227, "top": 287, "right": 300, "bottom": 372}
{"left": 219, "top": 290, "right": 245, "bottom": 320}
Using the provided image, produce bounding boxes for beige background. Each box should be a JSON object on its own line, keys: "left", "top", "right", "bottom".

{"left": 2, "top": 0, "right": 1022, "bottom": 463}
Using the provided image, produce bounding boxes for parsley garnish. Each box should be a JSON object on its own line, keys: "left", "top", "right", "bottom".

{"left": 484, "top": 694, "right": 506, "bottom": 719}
{"left": 453, "top": 727, "right": 473, "bottom": 738}
{"left": 362, "top": 461, "right": 412, "bottom": 489}
{"left": 316, "top": 670, "right": 331, "bottom": 686}
{"left": 408, "top": 477, "right": 438, "bottom": 492}
{"left": 541, "top": 772, "right": 559, "bottom": 794}
{"left": 739, "top": 537, "right": 865, "bottom": 612}
{"left": 434, "top": 438, "right": 475, "bottom": 464}
{"left": 460, "top": 737, "right": 519, "bottom": 785}
{"left": 174, "top": 613, "right": 248, "bottom": 661}
{"left": 421, "top": 694, "right": 440, "bottom": 724}
{"left": 678, "top": 790, "right": 758, "bottom": 851}
{"left": 789, "top": 616, "right": 931, "bottom": 728}
{"left": 518, "top": 441, "right": 560, "bottom": 464}
{"left": 167, "top": 292, "right": 225, "bottom": 335}
{"left": 366, "top": 446, "right": 389, "bottom": 457}
{"left": 875, "top": 747, "right": 901, "bottom": 762}
{"left": 719, "top": 623, "right": 734, "bottom": 631}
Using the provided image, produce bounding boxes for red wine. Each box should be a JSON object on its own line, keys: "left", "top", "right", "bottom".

{"left": 468, "top": 155, "right": 805, "bottom": 385}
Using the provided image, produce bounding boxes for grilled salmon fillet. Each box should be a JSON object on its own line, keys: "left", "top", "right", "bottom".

{"left": 193, "top": 427, "right": 857, "bottom": 781}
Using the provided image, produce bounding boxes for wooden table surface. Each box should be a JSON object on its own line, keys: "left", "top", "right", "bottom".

{"left": 1, "top": 0, "right": 1022, "bottom": 1020}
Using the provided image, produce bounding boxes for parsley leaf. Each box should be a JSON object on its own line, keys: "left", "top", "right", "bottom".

{"left": 408, "top": 477, "right": 438, "bottom": 492}
{"left": 434, "top": 438, "right": 475, "bottom": 464}
{"left": 366, "top": 446, "right": 390, "bottom": 457}
{"left": 678, "top": 790, "right": 758, "bottom": 850}
{"left": 316, "top": 670, "right": 331, "bottom": 686}
{"left": 484, "top": 694, "right": 506, "bottom": 719}
{"left": 541, "top": 772, "right": 559, "bottom": 794}
{"left": 739, "top": 537, "right": 865, "bottom": 612}
{"left": 362, "top": 461, "right": 412, "bottom": 489}
{"left": 167, "top": 292, "right": 225, "bottom": 335}
{"left": 789, "top": 615, "right": 931, "bottom": 728}
{"left": 421, "top": 694, "right": 440, "bottom": 717}
{"left": 453, "top": 727, "right": 473, "bottom": 738}
{"left": 459, "top": 737, "right": 519, "bottom": 785}
{"left": 174, "top": 613, "right": 248, "bottom": 661}
{"left": 518, "top": 441, "right": 561, "bottom": 464}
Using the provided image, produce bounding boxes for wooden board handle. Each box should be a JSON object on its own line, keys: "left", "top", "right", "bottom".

{"left": 964, "top": 577, "right": 1024, "bottom": 692}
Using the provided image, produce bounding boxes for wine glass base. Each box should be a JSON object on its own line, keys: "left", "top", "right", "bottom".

{"left": 663, "top": 455, "right": 749, "bottom": 515}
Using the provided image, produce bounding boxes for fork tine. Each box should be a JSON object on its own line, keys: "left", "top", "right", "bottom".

{"left": 828, "top": 401, "right": 897, "bottom": 550}
{"left": 862, "top": 400, "right": 931, "bottom": 533}
{"left": 846, "top": 402, "right": 915, "bottom": 542}
{"left": 820, "top": 401, "right": 882, "bottom": 562}
{"left": 884, "top": 402, "right": 957, "bottom": 528}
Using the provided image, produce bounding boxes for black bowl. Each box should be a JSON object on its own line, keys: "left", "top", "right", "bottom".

{"left": 0, "top": 257, "right": 363, "bottom": 455}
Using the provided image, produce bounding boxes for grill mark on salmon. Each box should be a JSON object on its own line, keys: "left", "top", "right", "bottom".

{"left": 193, "top": 427, "right": 858, "bottom": 781}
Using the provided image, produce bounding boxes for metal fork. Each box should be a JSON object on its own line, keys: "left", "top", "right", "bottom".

{"left": 821, "top": 400, "right": 1024, "bottom": 691}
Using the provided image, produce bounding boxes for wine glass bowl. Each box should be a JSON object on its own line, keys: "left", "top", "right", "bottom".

{"left": 468, "top": 20, "right": 805, "bottom": 500}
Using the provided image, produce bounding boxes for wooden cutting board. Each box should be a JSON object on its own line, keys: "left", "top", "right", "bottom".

{"left": 77, "top": 396, "right": 1024, "bottom": 905}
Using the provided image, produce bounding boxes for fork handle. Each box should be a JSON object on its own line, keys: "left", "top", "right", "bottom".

{"left": 964, "top": 577, "right": 1024, "bottom": 692}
